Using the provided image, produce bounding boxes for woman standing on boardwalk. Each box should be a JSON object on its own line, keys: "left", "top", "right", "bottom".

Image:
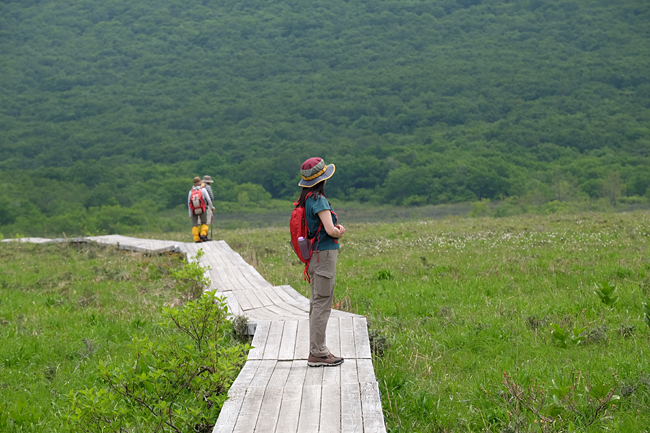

{"left": 297, "top": 157, "right": 346, "bottom": 367}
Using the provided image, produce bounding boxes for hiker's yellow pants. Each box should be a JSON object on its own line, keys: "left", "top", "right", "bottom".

{"left": 192, "top": 226, "right": 200, "bottom": 242}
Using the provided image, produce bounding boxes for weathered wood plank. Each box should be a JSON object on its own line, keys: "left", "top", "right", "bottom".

{"left": 232, "top": 386, "right": 265, "bottom": 433}
{"left": 356, "top": 359, "right": 376, "bottom": 384}
{"left": 340, "top": 358, "right": 358, "bottom": 385}
{"left": 278, "top": 320, "right": 299, "bottom": 361}
{"left": 297, "top": 385, "right": 322, "bottom": 433}
{"left": 248, "top": 360, "right": 276, "bottom": 388}
{"left": 320, "top": 366, "right": 342, "bottom": 433}
{"left": 326, "top": 317, "right": 341, "bottom": 358}
{"left": 280, "top": 285, "right": 305, "bottom": 301}
{"left": 246, "top": 307, "right": 279, "bottom": 321}
{"left": 353, "top": 317, "right": 372, "bottom": 359}
{"left": 253, "top": 386, "right": 283, "bottom": 433}
{"left": 247, "top": 321, "right": 271, "bottom": 360}
{"left": 275, "top": 361, "right": 308, "bottom": 433}
{"left": 267, "top": 360, "right": 292, "bottom": 387}
{"left": 222, "top": 291, "right": 243, "bottom": 317}
{"left": 230, "top": 360, "right": 261, "bottom": 391}
{"left": 262, "top": 321, "right": 284, "bottom": 360}
{"left": 232, "top": 290, "right": 254, "bottom": 312}
{"left": 361, "top": 381, "right": 386, "bottom": 433}
{"left": 339, "top": 317, "right": 357, "bottom": 359}
{"left": 293, "top": 320, "right": 310, "bottom": 360}
{"left": 272, "top": 286, "right": 297, "bottom": 304}
{"left": 265, "top": 304, "right": 305, "bottom": 320}
{"left": 212, "top": 388, "right": 246, "bottom": 433}
{"left": 341, "top": 383, "right": 363, "bottom": 433}
{"left": 232, "top": 267, "right": 274, "bottom": 307}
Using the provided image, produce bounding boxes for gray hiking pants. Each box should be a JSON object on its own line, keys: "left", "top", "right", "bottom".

{"left": 308, "top": 249, "right": 338, "bottom": 357}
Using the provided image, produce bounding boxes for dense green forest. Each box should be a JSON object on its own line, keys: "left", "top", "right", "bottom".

{"left": 1, "top": 0, "right": 649, "bottom": 236}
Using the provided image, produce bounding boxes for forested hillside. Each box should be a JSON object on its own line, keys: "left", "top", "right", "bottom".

{"left": 1, "top": 0, "right": 649, "bottom": 235}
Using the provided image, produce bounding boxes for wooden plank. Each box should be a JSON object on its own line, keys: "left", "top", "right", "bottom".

{"left": 232, "top": 386, "right": 265, "bottom": 433}
{"left": 222, "top": 291, "right": 243, "bottom": 317}
{"left": 320, "top": 366, "right": 342, "bottom": 433}
{"left": 215, "top": 265, "right": 238, "bottom": 291}
{"left": 293, "top": 320, "right": 310, "bottom": 360}
{"left": 259, "top": 284, "right": 284, "bottom": 305}
{"left": 339, "top": 317, "right": 357, "bottom": 359}
{"left": 255, "top": 362, "right": 291, "bottom": 431}
{"left": 278, "top": 320, "right": 299, "bottom": 361}
{"left": 265, "top": 304, "right": 305, "bottom": 320}
{"left": 353, "top": 317, "right": 372, "bottom": 359}
{"left": 230, "top": 360, "right": 261, "bottom": 391}
{"left": 272, "top": 286, "right": 297, "bottom": 304}
{"left": 280, "top": 285, "right": 305, "bottom": 300}
{"left": 247, "top": 307, "right": 279, "bottom": 321}
{"left": 248, "top": 321, "right": 271, "bottom": 360}
{"left": 299, "top": 368, "right": 325, "bottom": 432}
{"left": 254, "top": 387, "right": 283, "bottom": 433}
{"left": 223, "top": 266, "right": 250, "bottom": 292}
{"left": 356, "top": 358, "right": 375, "bottom": 384}
{"left": 208, "top": 266, "right": 228, "bottom": 292}
{"left": 228, "top": 274, "right": 264, "bottom": 310}
{"left": 267, "top": 360, "right": 292, "bottom": 387}
{"left": 248, "top": 360, "right": 276, "bottom": 388}
{"left": 341, "top": 383, "right": 363, "bottom": 433}
{"left": 340, "top": 358, "right": 358, "bottom": 385}
{"left": 213, "top": 388, "right": 246, "bottom": 433}
{"left": 285, "top": 298, "right": 310, "bottom": 314}
{"left": 297, "top": 385, "right": 322, "bottom": 433}
{"left": 304, "top": 363, "right": 324, "bottom": 386}
{"left": 232, "top": 290, "right": 254, "bottom": 312}
{"left": 326, "top": 317, "right": 341, "bottom": 358}
{"left": 275, "top": 361, "right": 308, "bottom": 433}
{"left": 361, "top": 381, "right": 387, "bottom": 433}
{"left": 262, "top": 321, "right": 284, "bottom": 360}
{"left": 268, "top": 302, "right": 309, "bottom": 319}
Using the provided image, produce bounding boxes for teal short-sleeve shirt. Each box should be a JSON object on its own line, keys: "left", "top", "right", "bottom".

{"left": 305, "top": 195, "right": 339, "bottom": 251}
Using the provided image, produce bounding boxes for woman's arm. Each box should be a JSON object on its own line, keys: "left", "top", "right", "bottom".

{"left": 318, "top": 210, "right": 344, "bottom": 238}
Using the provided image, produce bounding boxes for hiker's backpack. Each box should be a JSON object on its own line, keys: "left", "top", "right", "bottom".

{"left": 290, "top": 196, "right": 322, "bottom": 282}
{"left": 190, "top": 188, "right": 206, "bottom": 215}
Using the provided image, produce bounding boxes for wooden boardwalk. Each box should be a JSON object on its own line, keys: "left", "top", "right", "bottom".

{"left": 3, "top": 235, "right": 387, "bottom": 433}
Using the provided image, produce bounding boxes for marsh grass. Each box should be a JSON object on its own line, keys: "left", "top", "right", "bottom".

{"left": 0, "top": 242, "right": 186, "bottom": 432}
{"left": 209, "top": 211, "right": 650, "bottom": 432}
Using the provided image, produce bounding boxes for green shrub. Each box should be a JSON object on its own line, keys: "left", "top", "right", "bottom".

{"left": 66, "top": 291, "right": 249, "bottom": 433}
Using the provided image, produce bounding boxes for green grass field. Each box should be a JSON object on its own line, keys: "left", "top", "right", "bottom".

{"left": 0, "top": 242, "right": 224, "bottom": 432}
{"left": 207, "top": 211, "right": 650, "bottom": 432}
{"left": 2, "top": 211, "right": 650, "bottom": 432}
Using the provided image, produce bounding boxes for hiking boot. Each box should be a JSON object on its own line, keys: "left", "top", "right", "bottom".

{"left": 307, "top": 353, "right": 344, "bottom": 367}
{"left": 199, "top": 235, "right": 208, "bottom": 242}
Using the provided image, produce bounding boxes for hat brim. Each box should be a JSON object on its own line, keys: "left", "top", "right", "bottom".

{"left": 299, "top": 164, "right": 335, "bottom": 188}
{"left": 203, "top": 180, "right": 214, "bottom": 184}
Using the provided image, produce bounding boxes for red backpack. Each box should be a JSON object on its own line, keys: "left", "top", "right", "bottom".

{"left": 189, "top": 188, "right": 206, "bottom": 215}
{"left": 290, "top": 194, "right": 322, "bottom": 282}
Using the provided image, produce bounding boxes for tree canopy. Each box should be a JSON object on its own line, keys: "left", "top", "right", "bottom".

{"left": 1, "top": 0, "right": 649, "bottom": 235}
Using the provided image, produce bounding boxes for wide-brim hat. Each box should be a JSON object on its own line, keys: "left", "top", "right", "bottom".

{"left": 193, "top": 176, "right": 202, "bottom": 186}
{"left": 298, "top": 157, "right": 336, "bottom": 188}
{"left": 202, "top": 175, "right": 214, "bottom": 184}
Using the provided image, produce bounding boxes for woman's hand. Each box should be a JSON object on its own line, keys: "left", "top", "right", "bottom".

{"left": 336, "top": 224, "right": 345, "bottom": 235}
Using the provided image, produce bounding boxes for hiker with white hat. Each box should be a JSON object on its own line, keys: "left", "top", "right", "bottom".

{"left": 202, "top": 175, "right": 215, "bottom": 227}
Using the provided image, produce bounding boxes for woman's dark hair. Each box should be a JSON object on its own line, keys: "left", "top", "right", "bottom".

{"left": 296, "top": 181, "right": 326, "bottom": 207}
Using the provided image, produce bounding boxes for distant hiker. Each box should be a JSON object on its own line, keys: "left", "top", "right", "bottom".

{"left": 188, "top": 177, "right": 214, "bottom": 243}
{"left": 294, "top": 157, "right": 346, "bottom": 367}
{"left": 202, "top": 175, "right": 215, "bottom": 226}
